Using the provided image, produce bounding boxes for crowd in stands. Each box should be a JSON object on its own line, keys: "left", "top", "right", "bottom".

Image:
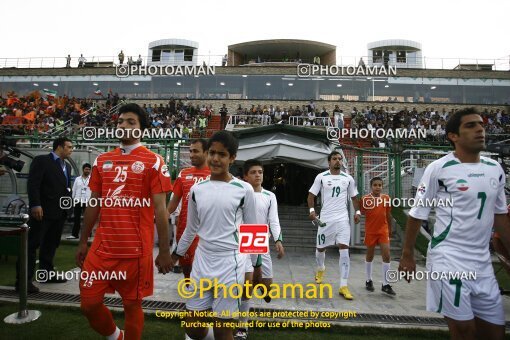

{"left": 0, "top": 91, "right": 96, "bottom": 135}
{"left": 0, "top": 92, "right": 507, "bottom": 143}
{"left": 230, "top": 102, "right": 509, "bottom": 144}
{"left": 0, "top": 93, "right": 213, "bottom": 139}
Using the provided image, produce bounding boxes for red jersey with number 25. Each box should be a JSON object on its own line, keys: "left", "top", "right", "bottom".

{"left": 172, "top": 166, "right": 210, "bottom": 229}
{"left": 88, "top": 146, "right": 172, "bottom": 259}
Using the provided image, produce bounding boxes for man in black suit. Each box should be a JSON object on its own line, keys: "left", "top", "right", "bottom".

{"left": 16, "top": 137, "right": 74, "bottom": 293}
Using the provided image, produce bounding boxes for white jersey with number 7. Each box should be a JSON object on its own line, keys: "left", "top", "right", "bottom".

{"left": 409, "top": 153, "right": 507, "bottom": 277}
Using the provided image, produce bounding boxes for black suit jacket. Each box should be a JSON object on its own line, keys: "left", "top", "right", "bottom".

{"left": 27, "top": 153, "right": 72, "bottom": 219}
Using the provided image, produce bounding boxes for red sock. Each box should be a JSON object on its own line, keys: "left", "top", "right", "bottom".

{"left": 123, "top": 299, "right": 144, "bottom": 340}
{"left": 81, "top": 297, "right": 116, "bottom": 336}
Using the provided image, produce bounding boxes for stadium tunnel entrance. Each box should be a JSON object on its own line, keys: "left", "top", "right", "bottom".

{"left": 231, "top": 125, "right": 338, "bottom": 205}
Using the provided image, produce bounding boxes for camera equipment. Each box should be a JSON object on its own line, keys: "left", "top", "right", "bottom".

{"left": 0, "top": 129, "right": 25, "bottom": 172}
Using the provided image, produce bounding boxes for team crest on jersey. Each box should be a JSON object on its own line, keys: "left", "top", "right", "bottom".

{"left": 327, "top": 181, "right": 332, "bottom": 186}
{"left": 161, "top": 165, "right": 170, "bottom": 177}
{"left": 103, "top": 161, "right": 113, "bottom": 171}
{"left": 490, "top": 178, "right": 498, "bottom": 189}
{"left": 417, "top": 183, "right": 426, "bottom": 195}
{"left": 131, "top": 161, "right": 145, "bottom": 174}
{"left": 456, "top": 179, "right": 469, "bottom": 191}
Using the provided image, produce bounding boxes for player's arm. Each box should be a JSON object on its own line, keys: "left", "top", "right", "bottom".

{"left": 307, "top": 192, "right": 317, "bottom": 221}
{"left": 386, "top": 198, "right": 392, "bottom": 235}
{"left": 307, "top": 174, "right": 321, "bottom": 221}
{"left": 154, "top": 192, "right": 172, "bottom": 274}
{"left": 166, "top": 191, "right": 182, "bottom": 216}
{"left": 76, "top": 191, "right": 101, "bottom": 268}
{"left": 398, "top": 216, "right": 422, "bottom": 281}
{"left": 492, "top": 166, "right": 510, "bottom": 270}
{"left": 268, "top": 194, "right": 284, "bottom": 259}
{"left": 351, "top": 195, "right": 361, "bottom": 224}
{"left": 349, "top": 176, "right": 361, "bottom": 223}
{"left": 399, "top": 163, "right": 437, "bottom": 281}
{"left": 167, "top": 174, "right": 183, "bottom": 216}
{"left": 173, "top": 187, "right": 199, "bottom": 263}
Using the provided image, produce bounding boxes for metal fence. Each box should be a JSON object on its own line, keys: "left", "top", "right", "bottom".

{"left": 1, "top": 55, "right": 508, "bottom": 71}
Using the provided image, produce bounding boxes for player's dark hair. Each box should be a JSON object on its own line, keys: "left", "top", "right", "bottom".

{"left": 445, "top": 107, "right": 480, "bottom": 148}
{"left": 82, "top": 163, "right": 91, "bottom": 170}
{"left": 53, "top": 137, "right": 72, "bottom": 151}
{"left": 328, "top": 150, "right": 342, "bottom": 162}
{"left": 370, "top": 177, "right": 383, "bottom": 185}
{"left": 118, "top": 103, "right": 150, "bottom": 130}
{"left": 207, "top": 131, "right": 238, "bottom": 156}
{"left": 191, "top": 138, "right": 207, "bottom": 152}
{"left": 243, "top": 159, "right": 263, "bottom": 175}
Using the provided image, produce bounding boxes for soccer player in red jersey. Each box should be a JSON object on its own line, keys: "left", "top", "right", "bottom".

{"left": 76, "top": 103, "right": 173, "bottom": 340}
{"left": 167, "top": 139, "right": 210, "bottom": 279}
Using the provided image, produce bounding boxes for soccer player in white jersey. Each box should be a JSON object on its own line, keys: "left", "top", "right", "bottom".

{"left": 170, "top": 131, "right": 257, "bottom": 340}
{"left": 235, "top": 159, "right": 285, "bottom": 340}
{"left": 399, "top": 108, "right": 510, "bottom": 340}
{"left": 308, "top": 151, "right": 361, "bottom": 300}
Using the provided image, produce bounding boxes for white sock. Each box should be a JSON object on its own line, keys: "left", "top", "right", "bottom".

{"left": 382, "top": 262, "right": 391, "bottom": 285}
{"left": 316, "top": 249, "right": 325, "bottom": 271}
{"left": 239, "top": 299, "right": 252, "bottom": 326}
{"left": 204, "top": 327, "right": 215, "bottom": 340}
{"left": 107, "top": 327, "right": 120, "bottom": 340}
{"left": 339, "top": 249, "right": 350, "bottom": 287}
{"left": 365, "top": 261, "right": 373, "bottom": 281}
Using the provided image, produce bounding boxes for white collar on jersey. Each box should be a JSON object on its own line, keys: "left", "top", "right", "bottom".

{"left": 120, "top": 142, "right": 142, "bottom": 155}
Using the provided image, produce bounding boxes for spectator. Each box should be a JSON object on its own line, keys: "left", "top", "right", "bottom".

{"left": 222, "top": 54, "right": 227, "bottom": 66}
{"left": 118, "top": 50, "right": 125, "bottom": 65}
{"left": 66, "top": 54, "right": 71, "bottom": 68}
{"left": 358, "top": 57, "right": 365, "bottom": 67}
{"left": 219, "top": 103, "right": 228, "bottom": 130}
{"left": 68, "top": 163, "right": 92, "bottom": 240}
{"left": 313, "top": 56, "right": 321, "bottom": 65}
{"left": 136, "top": 54, "right": 143, "bottom": 66}
{"left": 16, "top": 137, "right": 74, "bottom": 293}
{"left": 78, "top": 54, "right": 86, "bottom": 68}
{"left": 198, "top": 115, "right": 207, "bottom": 137}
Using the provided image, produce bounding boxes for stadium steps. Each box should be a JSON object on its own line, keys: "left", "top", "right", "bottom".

{"left": 277, "top": 205, "right": 402, "bottom": 253}
{"left": 191, "top": 115, "right": 221, "bottom": 138}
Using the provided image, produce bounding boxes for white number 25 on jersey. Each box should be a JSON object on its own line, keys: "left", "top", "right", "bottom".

{"left": 113, "top": 166, "right": 128, "bottom": 182}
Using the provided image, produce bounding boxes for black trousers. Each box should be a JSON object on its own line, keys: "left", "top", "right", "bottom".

{"left": 16, "top": 216, "right": 66, "bottom": 283}
{"left": 71, "top": 203, "right": 86, "bottom": 237}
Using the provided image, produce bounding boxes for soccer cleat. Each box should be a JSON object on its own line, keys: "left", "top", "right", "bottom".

{"left": 258, "top": 287, "right": 272, "bottom": 303}
{"left": 315, "top": 269, "right": 325, "bottom": 284}
{"left": 365, "top": 280, "right": 374, "bottom": 292}
{"left": 234, "top": 328, "right": 248, "bottom": 340}
{"left": 339, "top": 286, "right": 353, "bottom": 300}
{"left": 382, "top": 284, "right": 396, "bottom": 296}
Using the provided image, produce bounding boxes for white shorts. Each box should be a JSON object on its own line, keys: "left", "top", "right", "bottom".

{"left": 186, "top": 247, "right": 244, "bottom": 318}
{"left": 244, "top": 253, "right": 272, "bottom": 279}
{"left": 316, "top": 219, "right": 350, "bottom": 248}
{"left": 426, "top": 271, "right": 504, "bottom": 325}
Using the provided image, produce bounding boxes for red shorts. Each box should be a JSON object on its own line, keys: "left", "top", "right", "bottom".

{"left": 364, "top": 233, "right": 390, "bottom": 247}
{"left": 176, "top": 223, "right": 199, "bottom": 267}
{"left": 80, "top": 250, "right": 153, "bottom": 300}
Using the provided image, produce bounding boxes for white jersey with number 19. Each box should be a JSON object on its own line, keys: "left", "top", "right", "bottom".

{"left": 409, "top": 153, "right": 507, "bottom": 277}
{"left": 309, "top": 170, "right": 358, "bottom": 222}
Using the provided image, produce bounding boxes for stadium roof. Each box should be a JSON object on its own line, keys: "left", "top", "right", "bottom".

{"left": 228, "top": 39, "right": 336, "bottom": 65}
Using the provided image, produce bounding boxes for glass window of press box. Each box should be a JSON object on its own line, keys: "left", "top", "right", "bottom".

{"left": 1, "top": 75, "right": 509, "bottom": 105}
